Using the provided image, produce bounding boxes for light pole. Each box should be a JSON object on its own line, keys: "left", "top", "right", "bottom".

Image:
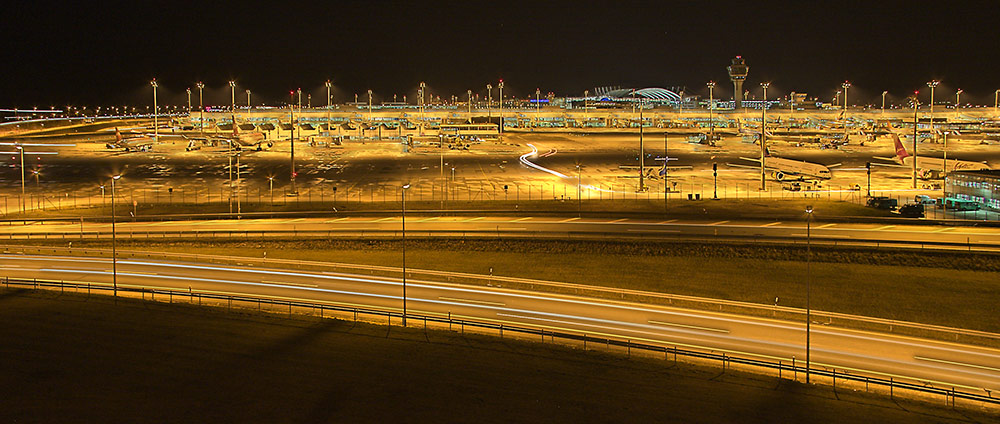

{"left": 150, "top": 79, "right": 158, "bottom": 142}
{"left": 707, "top": 81, "right": 716, "bottom": 143}
{"left": 229, "top": 81, "right": 236, "bottom": 214}
{"left": 16, "top": 146, "right": 25, "bottom": 213}
{"left": 368, "top": 89, "right": 373, "bottom": 122}
{"left": 535, "top": 88, "right": 541, "bottom": 116}
{"left": 111, "top": 174, "right": 122, "bottom": 298}
{"left": 995, "top": 89, "right": 999, "bottom": 116}
{"left": 326, "top": 80, "right": 332, "bottom": 125}
{"left": 186, "top": 88, "right": 192, "bottom": 113}
{"left": 419, "top": 82, "right": 426, "bottom": 136}
{"left": 927, "top": 80, "right": 939, "bottom": 142}
{"left": 498, "top": 80, "right": 504, "bottom": 134}
{"left": 881, "top": 91, "right": 888, "bottom": 117}
{"left": 638, "top": 98, "right": 646, "bottom": 192}
{"left": 401, "top": 183, "right": 411, "bottom": 327}
{"left": 760, "top": 82, "right": 770, "bottom": 191}
{"left": 955, "top": 89, "right": 963, "bottom": 110}
{"left": 486, "top": 84, "right": 492, "bottom": 119}
{"left": 842, "top": 81, "right": 851, "bottom": 143}
{"left": 805, "top": 205, "right": 813, "bottom": 384}
{"left": 911, "top": 92, "right": 920, "bottom": 189}
{"left": 196, "top": 82, "right": 205, "bottom": 136}
{"left": 246, "top": 89, "right": 252, "bottom": 120}
{"left": 467, "top": 89, "right": 473, "bottom": 116}
{"left": 268, "top": 176, "right": 274, "bottom": 203}
{"left": 576, "top": 163, "right": 582, "bottom": 218}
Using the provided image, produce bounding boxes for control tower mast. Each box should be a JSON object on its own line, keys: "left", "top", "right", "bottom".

{"left": 727, "top": 56, "right": 749, "bottom": 109}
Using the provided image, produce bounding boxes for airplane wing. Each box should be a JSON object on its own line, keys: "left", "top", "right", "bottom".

{"left": 827, "top": 163, "right": 843, "bottom": 168}
{"left": 870, "top": 162, "right": 906, "bottom": 168}
{"left": 726, "top": 163, "right": 760, "bottom": 170}
{"left": 738, "top": 157, "right": 762, "bottom": 163}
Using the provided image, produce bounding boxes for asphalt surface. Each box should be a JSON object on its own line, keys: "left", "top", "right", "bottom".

{"left": 1, "top": 216, "right": 999, "bottom": 249}
{"left": 2, "top": 254, "right": 998, "bottom": 394}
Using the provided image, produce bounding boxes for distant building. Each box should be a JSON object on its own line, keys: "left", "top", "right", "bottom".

{"left": 945, "top": 170, "right": 1000, "bottom": 211}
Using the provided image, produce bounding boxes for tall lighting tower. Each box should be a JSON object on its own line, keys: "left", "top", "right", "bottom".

{"left": 842, "top": 81, "right": 851, "bottom": 143}
{"left": 706, "top": 81, "right": 716, "bottom": 143}
{"left": 927, "top": 80, "right": 939, "bottom": 142}
{"left": 150, "top": 79, "right": 158, "bottom": 141}
{"left": 759, "top": 82, "right": 770, "bottom": 191}
{"left": 325, "top": 80, "right": 333, "bottom": 125}
{"left": 727, "top": 56, "right": 749, "bottom": 110}
{"left": 196, "top": 82, "right": 205, "bottom": 136}
{"left": 498, "top": 80, "right": 504, "bottom": 134}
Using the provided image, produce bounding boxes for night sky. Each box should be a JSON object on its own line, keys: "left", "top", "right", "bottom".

{"left": 4, "top": 0, "right": 999, "bottom": 107}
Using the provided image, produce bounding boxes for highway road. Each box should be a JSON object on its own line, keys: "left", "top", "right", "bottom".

{"left": 2, "top": 254, "right": 998, "bottom": 394}
{"left": 1, "top": 216, "right": 999, "bottom": 249}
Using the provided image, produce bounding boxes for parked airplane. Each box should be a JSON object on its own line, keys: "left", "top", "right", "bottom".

{"left": 106, "top": 127, "right": 155, "bottom": 152}
{"left": 729, "top": 149, "right": 837, "bottom": 181}
{"left": 872, "top": 134, "right": 991, "bottom": 178}
{"left": 186, "top": 125, "right": 270, "bottom": 151}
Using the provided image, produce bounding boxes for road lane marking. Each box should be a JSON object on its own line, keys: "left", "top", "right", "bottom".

{"left": 934, "top": 227, "right": 955, "bottom": 233}
{"left": 658, "top": 219, "right": 677, "bottom": 224}
{"left": 648, "top": 320, "right": 730, "bottom": 334}
{"left": 709, "top": 220, "right": 730, "bottom": 226}
{"left": 760, "top": 222, "right": 782, "bottom": 227}
{"left": 914, "top": 356, "right": 1000, "bottom": 373}
{"left": 874, "top": 225, "right": 895, "bottom": 231}
{"left": 325, "top": 218, "right": 350, "bottom": 223}
{"left": 817, "top": 223, "right": 837, "bottom": 229}
{"left": 464, "top": 217, "right": 485, "bottom": 222}
{"left": 559, "top": 217, "right": 580, "bottom": 223}
{"left": 262, "top": 280, "right": 319, "bottom": 288}
{"left": 284, "top": 218, "right": 306, "bottom": 223}
{"left": 438, "top": 296, "right": 506, "bottom": 307}
{"left": 513, "top": 217, "right": 532, "bottom": 222}
{"left": 609, "top": 218, "right": 628, "bottom": 223}
{"left": 626, "top": 229, "right": 680, "bottom": 233}
{"left": 375, "top": 217, "right": 396, "bottom": 222}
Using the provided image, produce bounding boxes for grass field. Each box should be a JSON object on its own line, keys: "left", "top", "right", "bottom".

{"left": 19, "top": 238, "right": 1000, "bottom": 334}
{"left": 1, "top": 289, "right": 993, "bottom": 423}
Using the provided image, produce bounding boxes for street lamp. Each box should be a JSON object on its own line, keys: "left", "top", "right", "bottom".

{"left": 498, "top": 80, "right": 504, "bottom": 134}
{"left": 111, "top": 174, "right": 122, "bottom": 297}
{"left": 268, "top": 176, "right": 274, "bottom": 203}
{"left": 842, "top": 81, "right": 851, "bottom": 143}
{"left": 196, "top": 82, "right": 205, "bottom": 135}
{"left": 956, "top": 89, "right": 963, "bottom": 109}
{"left": 229, "top": 81, "right": 237, "bottom": 214}
{"left": 706, "top": 81, "right": 716, "bottom": 143}
{"left": 881, "top": 91, "right": 888, "bottom": 116}
{"left": 150, "top": 79, "right": 158, "bottom": 142}
{"left": 186, "top": 88, "right": 192, "bottom": 113}
{"left": 995, "top": 89, "right": 999, "bottom": 116}
{"left": 467, "top": 89, "right": 473, "bottom": 116}
{"left": 804, "top": 205, "right": 813, "bottom": 384}
{"left": 368, "top": 89, "right": 373, "bottom": 122}
{"left": 325, "top": 80, "right": 333, "bottom": 125}
{"left": 927, "top": 80, "right": 939, "bottom": 142}
{"left": 401, "top": 183, "right": 411, "bottom": 327}
{"left": 759, "top": 82, "right": 770, "bottom": 191}
{"left": 535, "top": 88, "right": 541, "bottom": 116}
{"left": 246, "top": 89, "right": 252, "bottom": 119}
{"left": 419, "top": 82, "right": 426, "bottom": 136}
{"left": 911, "top": 91, "right": 920, "bottom": 189}
{"left": 486, "top": 84, "right": 492, "bottom": 119}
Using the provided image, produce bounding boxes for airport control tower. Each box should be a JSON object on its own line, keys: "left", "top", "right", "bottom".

{"left": 727, "top": 56, "right": 749, "bottom": 109}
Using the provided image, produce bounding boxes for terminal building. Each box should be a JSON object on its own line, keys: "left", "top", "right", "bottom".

{"left": 944, "top": 170, "right": 1000, "bottom": 211}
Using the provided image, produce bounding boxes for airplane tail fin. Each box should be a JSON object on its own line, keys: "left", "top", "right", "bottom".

{"left": 891, "top": 134, "right": 909, "bottom": 161}
{"left": 764, "top": 147, "right": 772, "bottom": 157}
{"left": 115, "top": 127, "right": 122, "bottom": 142}
{"left": 233, "top": 124, "right": 239, "bottom": 137}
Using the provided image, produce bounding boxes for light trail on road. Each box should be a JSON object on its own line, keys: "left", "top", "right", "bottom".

{"left": 3, "top": 254, "right": 999, "bottom": 394}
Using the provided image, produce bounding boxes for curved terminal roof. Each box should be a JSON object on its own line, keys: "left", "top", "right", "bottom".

{"left": 595, "top": 87, "right": 682, "bottom": 102}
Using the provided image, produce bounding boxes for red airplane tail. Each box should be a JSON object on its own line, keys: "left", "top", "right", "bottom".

{"left": 891, "top": 134, "right": 910, "bottom": 160}
{"left": 115, "top": 127, "right": 123, "bottom": 142}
